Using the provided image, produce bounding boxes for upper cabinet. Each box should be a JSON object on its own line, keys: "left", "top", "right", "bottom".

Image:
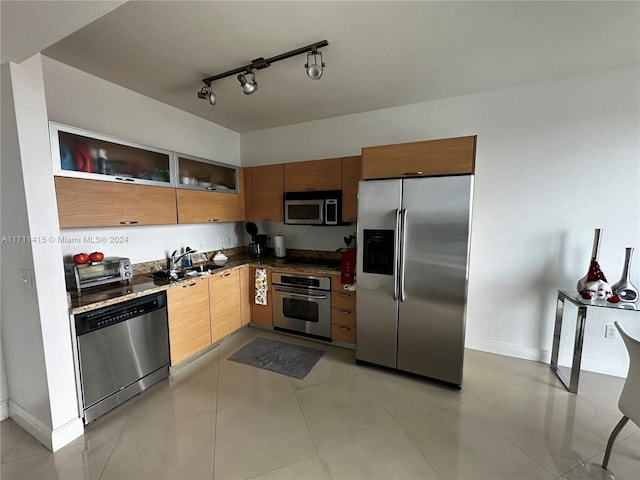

{"left": 341, "top": 155, "right": 361, "bottom": 223}
{"left": 361, "top": 136, "right": 476, "bottom": 179}
{"left": 55, "top": 177, "right": 177, "bottom": 228}
{"left": 175, "top": 152, "right": 238, "bottom": 193}
{"left": 176, "top": 189, "right": 242, "bottom": 224}
{"left": 174, "top": 152, "right": 241, "bottom": 224}
{"left": 250, "top": 164, "right": 284, "bottom": 222}
{"left": 284, "top": 158, "right": 341, "bottom": 191}
{"left": 50, "top": 122, "right": 174, "bottom": 187}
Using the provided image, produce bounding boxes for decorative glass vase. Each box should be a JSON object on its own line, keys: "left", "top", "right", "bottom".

{"left": 577, "top": 228, "right": 605, "bottom": 292}
{"left": 612, "top": 247, "right": 638, "bottom": 303}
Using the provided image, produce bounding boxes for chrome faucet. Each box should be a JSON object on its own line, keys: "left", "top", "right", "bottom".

{"left": 170, "top": 247, "right": 196, "bottom": 270}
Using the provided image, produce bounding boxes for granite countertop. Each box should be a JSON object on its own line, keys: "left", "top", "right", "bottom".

{"left": 69, "top": 255, "right": 342, "bottom": 315}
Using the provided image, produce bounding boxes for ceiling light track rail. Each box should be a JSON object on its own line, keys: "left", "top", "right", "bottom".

{"left": 202, "top": 40, "right": 328, "bottom": 85}
{"left": 198, "top": 40, "right": 328, "bottom": 105}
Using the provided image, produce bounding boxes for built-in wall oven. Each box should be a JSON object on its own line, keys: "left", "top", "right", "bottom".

{"left": 272, "top": 272, "right": 332, "bottom": 341}
{"left": 73, "top": 292, "right": 170, "bottom": 424}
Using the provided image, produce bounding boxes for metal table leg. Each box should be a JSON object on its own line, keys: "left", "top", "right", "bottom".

{"left": 568, "top": 306, "right": 587, "bottom": 393}
{"left": 550, "top": 291, "right": 587, "bottom": 393}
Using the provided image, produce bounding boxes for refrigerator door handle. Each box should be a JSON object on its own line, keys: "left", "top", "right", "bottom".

{"left": 393, "top": 208, "right": 401, "bottom": 301}
{"left": 400, "top": 208, "right": 408, "bottom": 302}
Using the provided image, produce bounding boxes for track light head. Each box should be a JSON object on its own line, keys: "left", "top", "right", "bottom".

{"left": 238, "top": 71, "right": 258, "bottom": 95}
{"left": 305, "top": 50, "right": 325, "bottom": 80}
{"left": 197, "top": 83, "right": 216, "bottom": 105}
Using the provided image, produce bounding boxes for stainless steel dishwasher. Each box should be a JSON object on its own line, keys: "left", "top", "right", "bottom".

{"left": 74, "top": 292, "right": 170, "bottom": 424}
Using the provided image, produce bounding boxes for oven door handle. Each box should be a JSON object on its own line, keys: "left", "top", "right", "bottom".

{"left": 274, "top": 288, "right": 328, "bottom": 300}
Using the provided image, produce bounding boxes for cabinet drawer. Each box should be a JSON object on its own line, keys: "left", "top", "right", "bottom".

{"left": 331, "top": 307, "right": 356, "bottom": 328}
{"left": 331, "top": 291, "right": 356, "bottom": 310}
{"left": 331, "top": 324, "right": 356, "bottom": 344}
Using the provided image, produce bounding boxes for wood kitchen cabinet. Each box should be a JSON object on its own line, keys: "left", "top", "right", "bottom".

{"left": 239, "top": 265, "right": 251, "bottom": 326}
{"left": 341, "top": 155, "right": 361, "bottom": 223}
{"left": 361, "top": 135, "right": 476, "bottom": 179}
{"left": 241, "top": 168, "right": 252, "bottom": 220}
{"left": 250, "top": 164, "right": 284, "bottom": 222}
{"left": 331, "top": 277, "right": 356, "bottom": 344}
{"left": 250, "top": 266, "right": 273, "bottom": 326}
{"left": 209, "top": 269, "right": 242, "bottom": 343}
{"left": 167, "top": 279, "right": 211, "bottom": 365}
{"left": 54, "top": 176, "right": 177, "bottom": 228}
{"left": 284, "top": 158, "right": 342, "bottom": 192}
{"left": 176, "top": 189, "right": 242, "bottom": 224}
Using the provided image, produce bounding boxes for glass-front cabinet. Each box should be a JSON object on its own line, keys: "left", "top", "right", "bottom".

{"left": 175, "top": 153, "right": 238, "bottom": 193}
{"left": 50, "top": 122, "right": 174, "bottom": 186}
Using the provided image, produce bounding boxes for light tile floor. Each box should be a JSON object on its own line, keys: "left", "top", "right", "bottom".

{"left": 1, "top": 326, "right": 639, "bottom": 480}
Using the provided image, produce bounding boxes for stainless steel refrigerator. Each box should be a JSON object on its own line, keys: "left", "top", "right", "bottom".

{"left": 355, "top": 175, "right": 473, "bottom": 388}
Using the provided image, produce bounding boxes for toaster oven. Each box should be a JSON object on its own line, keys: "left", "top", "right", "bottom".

{"left": 65, "top": 257, "right": 132, "bottom": 292}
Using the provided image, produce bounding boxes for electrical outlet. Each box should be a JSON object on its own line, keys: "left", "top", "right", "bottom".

{"left": 605, "top": 324, "right": 616, "bottom": 339}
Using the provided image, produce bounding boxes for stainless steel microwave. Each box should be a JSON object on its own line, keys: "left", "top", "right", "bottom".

{"left": 284, "top": 190, "right": 341, "bottom": 225}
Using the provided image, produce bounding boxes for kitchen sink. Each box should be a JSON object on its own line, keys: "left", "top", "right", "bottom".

{"left": 186, "top": 264, "right": 225, "bottom": 273}
{"left": 149, "top": 264, "right": 225, "bottom": 281}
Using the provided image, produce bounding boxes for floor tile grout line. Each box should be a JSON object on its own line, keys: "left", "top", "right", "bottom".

{"left": 96, "top": 393, "right": 138, "bottom": 480}
{"left": 212, "top": 344, "right": 221, "bottom": 480}
{"left": 463, "top": 396, "right": 567, "bottom": 479}
{"left": 290, "top": 365, "right": 333, "bottom": 479}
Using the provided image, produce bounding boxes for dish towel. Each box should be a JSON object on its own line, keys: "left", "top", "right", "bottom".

{"left": 254, "top": 268, "right": 267, "bottom": 305}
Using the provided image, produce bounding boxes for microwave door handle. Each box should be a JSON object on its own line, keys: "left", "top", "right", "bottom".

{"left": 393, "top": 208, "right": 401, "bottom": 301}
{"left": 320, "top": 199, "right": 325, "bottom": 224}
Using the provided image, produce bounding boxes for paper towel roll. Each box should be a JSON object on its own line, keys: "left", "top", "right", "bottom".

{"left": 274, "top": 235, "right": 286, "bottom": 257}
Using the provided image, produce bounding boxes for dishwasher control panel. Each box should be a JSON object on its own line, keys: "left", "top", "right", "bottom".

{"left": 75, "top": 293, "right": 166, "bottom": 335}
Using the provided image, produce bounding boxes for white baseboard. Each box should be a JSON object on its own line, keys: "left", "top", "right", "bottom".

{"left": 465, "top": 336, "right": 627, "bottom": 378}
{"left": 0, "top": 398, "right": 8, "bottom": 420}
{"left": 8, "top": 400, "right": 83, "bottom": 452}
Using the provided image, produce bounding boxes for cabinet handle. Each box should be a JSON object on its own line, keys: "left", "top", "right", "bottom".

{"left": 220, "top": 272, "right": 231, "bottom": 277}
{"left": 336, "top": 309, "right": 352, "bottom": 314}
{"left": 336, "top": 292, "right": 352, "bottom": 297}
{"left": 119, "top": 221, "right": 139, "bottom": 225}
{"left": 338, "top": 326, "right": 352, "bottom": 331}
{"left": 208, "top": 219, "right": 219, "bottom": 222}
{"left": 262, "top": 218, "right": 272, "bottom": 221}
{"left": 182, "top": 282, "right": 197, "bottom": 288}
{"left": 403, "top": 171, "right": 423, "bottom": 176}
{"left": 304, "top": 188, "right": 317, "bottom": 191}
{"left": 115, "top": 177, "right": 135, "bottom": 182}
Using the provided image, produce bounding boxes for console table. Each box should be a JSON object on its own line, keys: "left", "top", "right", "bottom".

{"left": 550, "top": 290, "right": 638, "bottom": 393}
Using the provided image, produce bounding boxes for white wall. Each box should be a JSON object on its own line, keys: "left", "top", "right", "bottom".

{"left": 1, "top": 55, "right": 84, "bottom": 449}
{"left": 242, "top": 66, "right": 640, "bottom": 376}
{"left": 42, "top": 57, "right": 240, "bottom": 165}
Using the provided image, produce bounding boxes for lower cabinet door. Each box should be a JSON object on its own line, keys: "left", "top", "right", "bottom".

{"left": 210, "top": 269, "right": 242, "bottom": 342}
{"left": 250, "top": 267, "right": 273, "bottom": 326}
{"left": 167, "top": 279, "right": 211, "bottom": 365}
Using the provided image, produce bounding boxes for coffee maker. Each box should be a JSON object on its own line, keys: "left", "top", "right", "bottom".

{"left": 246, "top": 223, "right": 268, "bottom": 258}
{"left": 250, "top": 234, "right": 267, "bottom": 258}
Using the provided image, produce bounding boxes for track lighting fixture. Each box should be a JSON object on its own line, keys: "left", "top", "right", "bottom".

{"left": 197, "top": 40, "right": 328, "bottom": 105}
{"left": 197, "top": 83, "right": 216, "bottom": 105}
{"left": 237, "top": 71, "right": 258, "bottom": 95}
{"left": 305, "top": 49, "right": 325, "bottom": 80}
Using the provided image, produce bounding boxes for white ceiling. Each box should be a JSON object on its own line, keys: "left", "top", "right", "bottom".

{"left": 7, "top": 1, "right": 640, "bottom": 132}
